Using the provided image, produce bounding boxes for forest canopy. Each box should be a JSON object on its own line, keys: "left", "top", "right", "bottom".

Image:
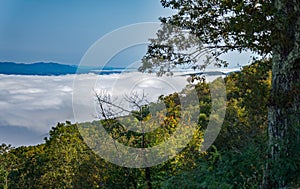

{"left": 2, "top": 60, "right": 298, "bottom": 188}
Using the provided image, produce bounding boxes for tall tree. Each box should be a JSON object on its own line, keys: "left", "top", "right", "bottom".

{"left": 264, "top": 1, "right": 300, "bottom": 188}
{"left": 140, "top": 0, "right": 300, "bottom": 188}
{"left": 0, "top": 144, "right": 13, "bottom": 189}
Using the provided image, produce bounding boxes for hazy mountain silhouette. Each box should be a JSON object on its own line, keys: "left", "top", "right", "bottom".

{"left": 0, "top": 62, "right": 78, "bottom": 75}
{"left": 0, "top": 62, "right": 126, "bottom": 75}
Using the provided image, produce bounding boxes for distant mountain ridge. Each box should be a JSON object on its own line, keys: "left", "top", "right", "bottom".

{"left": 0, "top": 62, "right": 125, "bottom": 76}
{"left": 0, "top": 62, "right": 241, "bottom": 76}
{"left": 0, "top": 62, "right": 77, "bottom": 75}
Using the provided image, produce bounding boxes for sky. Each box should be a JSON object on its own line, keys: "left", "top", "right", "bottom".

{"left": 0, "top": 0, "right": 173, "bottom": 64}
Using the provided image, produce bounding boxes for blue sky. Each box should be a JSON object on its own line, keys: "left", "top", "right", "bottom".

{"left": 0, "top": 0, "right": 172, "bottom": 64}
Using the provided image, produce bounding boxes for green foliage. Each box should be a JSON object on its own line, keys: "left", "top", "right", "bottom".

{"left": 158, "top": 0, "right": 275, "bottom": 54}
{"left": 162, "top": 144, "right": 264, "bottom": 189}
{"left": 160, "top": 60, "right": 272, "bottom": 188}
{"left": 131, "top": 105, "right": 151, "bottom": 122}
{"left": 215, "top": 60, "right": 271, "bottom": 150}
{"left": 140, "top": 0, "right": 275, "bottom": 75}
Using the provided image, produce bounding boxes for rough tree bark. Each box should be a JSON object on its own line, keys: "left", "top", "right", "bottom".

{"left": 263, "top": 0, "right": 300, "bottom": 188}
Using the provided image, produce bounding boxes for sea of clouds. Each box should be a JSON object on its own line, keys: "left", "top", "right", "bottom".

{"left": 0, "top": 72, "right": 190, "bottom": 146}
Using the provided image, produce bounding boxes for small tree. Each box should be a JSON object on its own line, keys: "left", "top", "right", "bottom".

{"left": 95, "top": 91, "right": 153, "bottom": 189}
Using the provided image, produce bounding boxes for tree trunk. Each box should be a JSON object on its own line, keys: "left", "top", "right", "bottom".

{"left": 145, "top": 167, "right": 152, "bottom": 189}
{"left": 4, "top": 171, "right": 8, "bottom": 189}
{"left": 142, "top": 122, "right": 152, "bottom": 189}
{"left": 263, "top": 0, "right": 300, "bottom": 188}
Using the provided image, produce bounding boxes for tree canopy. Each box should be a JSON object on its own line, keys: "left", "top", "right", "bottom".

{"left": 139, "top": 0, "right": 276, "bottom": 75}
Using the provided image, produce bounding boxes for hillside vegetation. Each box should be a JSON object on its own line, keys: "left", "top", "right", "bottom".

{"left": 0, "top": 60, "right": 299, "bottom": 188}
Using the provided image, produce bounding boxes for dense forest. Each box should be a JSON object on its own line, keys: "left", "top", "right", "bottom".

{"left": 1, "top": 60, "right": 298, "bottom": 188}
